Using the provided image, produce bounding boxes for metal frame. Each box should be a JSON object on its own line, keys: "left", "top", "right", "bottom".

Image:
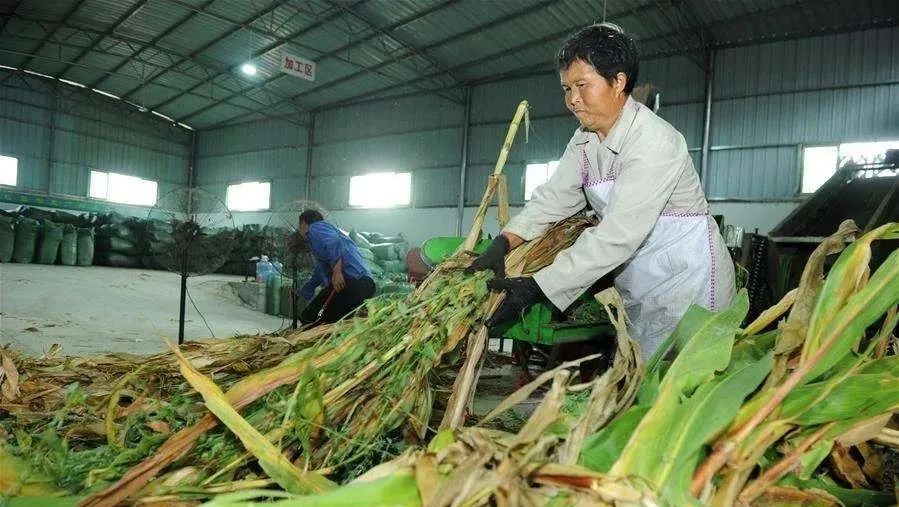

{"left": 2, "top": 0, "right": 896, "bottom": 130}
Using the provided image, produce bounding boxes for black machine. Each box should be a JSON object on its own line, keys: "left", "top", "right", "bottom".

{"left": 759, "top": 152, "right": 898, "bottom": 312}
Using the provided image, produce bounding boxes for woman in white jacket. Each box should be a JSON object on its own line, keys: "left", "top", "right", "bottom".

{"left": 467, "top": 24, "right": 735, "bottom": 358}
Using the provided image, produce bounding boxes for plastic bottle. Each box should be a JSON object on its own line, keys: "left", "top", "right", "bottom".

{"left": 256, "top": 255, "right": 273, "bottom": 282}
{"left": 272, "top": 259, "right": 284, "bottom": 276}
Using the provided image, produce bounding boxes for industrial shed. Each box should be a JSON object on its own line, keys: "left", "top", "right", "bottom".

{"left": 0, "top": 1, "right": 898, "bottom": 505}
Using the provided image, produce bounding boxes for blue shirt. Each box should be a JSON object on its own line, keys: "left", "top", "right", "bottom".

{"left": 301, "top": 221, "right": 372, "bottom": 300}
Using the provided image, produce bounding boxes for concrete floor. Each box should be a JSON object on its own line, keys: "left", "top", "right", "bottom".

{"left": 0, "top": 263, "right": 286, "bottom": 356}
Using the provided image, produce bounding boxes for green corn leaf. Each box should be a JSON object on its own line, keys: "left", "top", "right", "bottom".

{"left": 260, "top": 472, "right": 420, "bottom": 507}
{"left": 653, "top": 351, "right": 773, "bottom": 503}
{"left": 170, "top": 344, "right": 335, "bottom": 494}
{"left": 797, "top": 439, "right": 833, "bottom": 480}
{"left": 802, "top": 223, "right": 899, "bottom": 379}
{"left": 610, "top": 293, "right": 753, "bottom": 486}
{"left": 783, "top": 374, "right": 899, "bottom": 425}
{"left": 778, "top": 474, "right": 895, "bottom": 507}
{"left": 731, "top": 330, "right": 778, "bottom": 365}
{"left": 578, "top": 406, "right": 649, "bottom": 473}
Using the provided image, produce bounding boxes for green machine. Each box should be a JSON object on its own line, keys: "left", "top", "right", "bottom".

{"left": 421, "top": 236, "right": 614, "bottom": 373}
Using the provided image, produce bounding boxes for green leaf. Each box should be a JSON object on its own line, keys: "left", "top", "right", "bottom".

{"left": 797, "top": 439, "right": 833, "bottom": 480}
{"left": 779, "top": 474, "right": 895, "bottom": 507}
{"left": 261, "top": 472, "right": 421, "bottom": 507}
{"left": 579, "top": 406, "right": 649, "bottom": 473}
{"left": 803, "top": 226, "right": 899, "bottom": 381}
{"left": 426, "top": 429, "right": 455, "bottom": 453}
{"left": 610, "top": 293, "right": 755, "bottom": 490}
{"left": 783, "top": 374, "right": 899, "bottom": 425}
{"left": 170, "top": 344, "right": 335, "bottom": 494}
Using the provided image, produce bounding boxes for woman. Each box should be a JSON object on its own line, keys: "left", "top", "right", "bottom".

{"left": 467, "top": 24, "right": 735, "bottom": 357}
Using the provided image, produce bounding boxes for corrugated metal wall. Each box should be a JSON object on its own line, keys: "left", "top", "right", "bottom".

{"left": 307, "top": 52, "right": 706, "bottom": 215}
{"left": 302, "top": 27, "right": 897, "bottom": 218}
{"left": 707, "top": 26, "right": 899, "bottom": 198}
{"left": 190, "top": 26, "right": 898, "bottom": 236}
{"left": 196, "top": 117, "right": 310, "bottom": 219}
{"left": 313, "top": 95, "right": 463, "bottom": 209}
{"left": 0, "top": 72, "right": 190, "bottom": 213}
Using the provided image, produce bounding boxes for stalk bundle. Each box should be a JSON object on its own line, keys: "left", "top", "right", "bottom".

{"left": 0, "top": 215, "right": 593, "bottom": 506}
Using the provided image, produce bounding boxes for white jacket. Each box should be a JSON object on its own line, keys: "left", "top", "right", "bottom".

{"left": 505, "top": 96, "right": 735, "bottom": 356}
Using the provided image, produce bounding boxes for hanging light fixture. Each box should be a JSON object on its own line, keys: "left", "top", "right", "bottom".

{"left": 241, "top": 63, "right": 257, "bottom": 76}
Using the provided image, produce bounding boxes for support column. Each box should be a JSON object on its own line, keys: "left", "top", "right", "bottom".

{"left": 700, "top": 48, "right": 715, "bottom": 194}
{"left": 456, "top": 86, "right": 472, "bottom": 236}
{"left": 304, "top": 114, "right": 315, "bottom": 204}
{"left": 186, "top": 131, "right": 197, "bottom": 215}
{"left": 46, "top": 94, "right": 56, "bottom": 194}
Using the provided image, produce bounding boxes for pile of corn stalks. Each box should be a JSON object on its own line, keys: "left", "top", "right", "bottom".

{"left": 194, "top": 219, "right": 899, "bottom": 507}
{"left": 0, "top": 215, "right": 594, "bottom": 506}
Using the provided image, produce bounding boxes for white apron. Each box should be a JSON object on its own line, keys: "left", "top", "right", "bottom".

{"left": 577, "top": 146, "right": 735, "bottom": 356}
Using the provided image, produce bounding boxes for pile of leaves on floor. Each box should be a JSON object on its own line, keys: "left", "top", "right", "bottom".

{"left": 1, "top": 219, "right": 896, "bottom": 506}
{"left": 0, "top": 215, "right": 593, "bottom": 506}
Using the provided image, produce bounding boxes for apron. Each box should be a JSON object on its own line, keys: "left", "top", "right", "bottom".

{"left": 578, "top": 145, "right": 735, "bottom": 357}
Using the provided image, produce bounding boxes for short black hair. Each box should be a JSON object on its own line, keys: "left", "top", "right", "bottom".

{"left": 557, "top": 23, "right": 639, "bottom": 94}
{"left": 299, "top": 209, "right": 324, "bottom": 224}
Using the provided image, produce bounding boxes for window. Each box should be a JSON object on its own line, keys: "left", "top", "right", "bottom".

{"left": 227, "top": 181, "right": 271, "bottom": 211}
{"left": 89, "top": 170, "right": 158, "bottom": 206}
{"left": 802, "top": 140, "right": 899, "bottom": 193}
{"left": 0, "top": 155, "right": 17, "bottom": 186}
{"left": 349, "top": 172, "right": 411, "bottom": 208}
{"left": 801, "top": 146, "right": 838, "bottom": 194}
{"left": 524, "top": 160, "right": 559, "bottom": 200}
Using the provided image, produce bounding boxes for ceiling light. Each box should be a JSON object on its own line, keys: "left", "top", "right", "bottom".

{"left": 241, "top": 63, "right": 257, "bottom": 76}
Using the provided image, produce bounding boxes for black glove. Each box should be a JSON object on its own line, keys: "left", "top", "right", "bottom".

{"left": 464, "top": 235, "right": 509, "bottom": 278}
{"left": 485, "top": 277, "right": 544, "bottom": 327}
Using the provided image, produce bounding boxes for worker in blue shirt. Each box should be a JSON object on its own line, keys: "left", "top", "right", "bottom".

{"left": 297, "top": 209, "right": 376, "bottom": 324}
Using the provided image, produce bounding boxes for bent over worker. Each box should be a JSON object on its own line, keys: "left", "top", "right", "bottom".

{"left": 298, "top": 209, "right": 376, "bottom": 325}
{"left": 467, "top": 24, "right": 735, "bottom": 358}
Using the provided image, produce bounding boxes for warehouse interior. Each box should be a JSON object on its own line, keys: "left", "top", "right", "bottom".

{"left": 1, "top": 0, "right": 898, "bottom": 505}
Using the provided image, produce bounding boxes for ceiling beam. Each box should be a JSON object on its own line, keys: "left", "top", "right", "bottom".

{"left": 0, "top": 0, "right": 23, "bottom": 33}
{"left": 115, "top": 0, "right": 282, "bottom": 102}
{"left": 145, "top": 0, "right": 367, "bottom": 114}
{"left": 4, "top": 15, "right": 306, "bottom": 119}
{"left": 208, "top": 0, "right": 566, "bottom": 127}
{"left": 322, "top": 0, "right": 461, "bottom": 84}
{"left": 289, "top": 0, "right": 564, "bottom": 104}
{"left": 53, "top": 0, "right": 152, "bottom": 80}
{"left": 636, "top": 0, "right": 824, "bottom": 49}
{"left": 19, "top": 0, "right": 88, "bottom": 69}
{"left": 0, "top": 48, "right": 305, "bottom": 128}
{"left": 169, "top": 0, "right": 464, "bottom": 123}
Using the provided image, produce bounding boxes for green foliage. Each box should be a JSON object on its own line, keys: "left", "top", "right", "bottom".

{"left": 778, "top": 474, "right": 895, "bottom": 506}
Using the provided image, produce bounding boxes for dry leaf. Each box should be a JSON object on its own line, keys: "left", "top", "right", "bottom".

{"left": 0, "top": 351, "right": 20, "bottom": 401}
{"left": 828, "top": 443, "right": 869, "bottom": 488}
{"left": 146, "top": 421, "right": 171, "bottom": 434}
{"left": 836, "top": 413, "right": 892, "bottom": 446}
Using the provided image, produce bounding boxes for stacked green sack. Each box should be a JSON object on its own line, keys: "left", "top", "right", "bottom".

{"left": 12, "top": 217, "right": 39, "bottom": 263}
{"left": 59, "top": 224, "right": 77, "bottom": 266}
{"left": 94, "top": 213, "right": 144, "bottom": 268}
{"left": 0, "top": 215, "right": 14, "bottom": 262}
{"left": 140, "top": 218, "right": 175, "bottom": 270}
{"left": 76, "top": 227, "right": 94, "bottom": 266}
{"left": 37, "top": 220, "right": 63, "bottom": 264}
{"left": 348, "top": 229, "right": 412, "bottom": 289}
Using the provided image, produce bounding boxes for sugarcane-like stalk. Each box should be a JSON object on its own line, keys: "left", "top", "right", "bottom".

{"left": 496, "top": 173, "right": 510, "bottom": 228}
{"left": 460, "top": 100, "right": 529, "bottom": 253}
{"left": 738, "top": 422, "right": 835, "bottom": 503}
